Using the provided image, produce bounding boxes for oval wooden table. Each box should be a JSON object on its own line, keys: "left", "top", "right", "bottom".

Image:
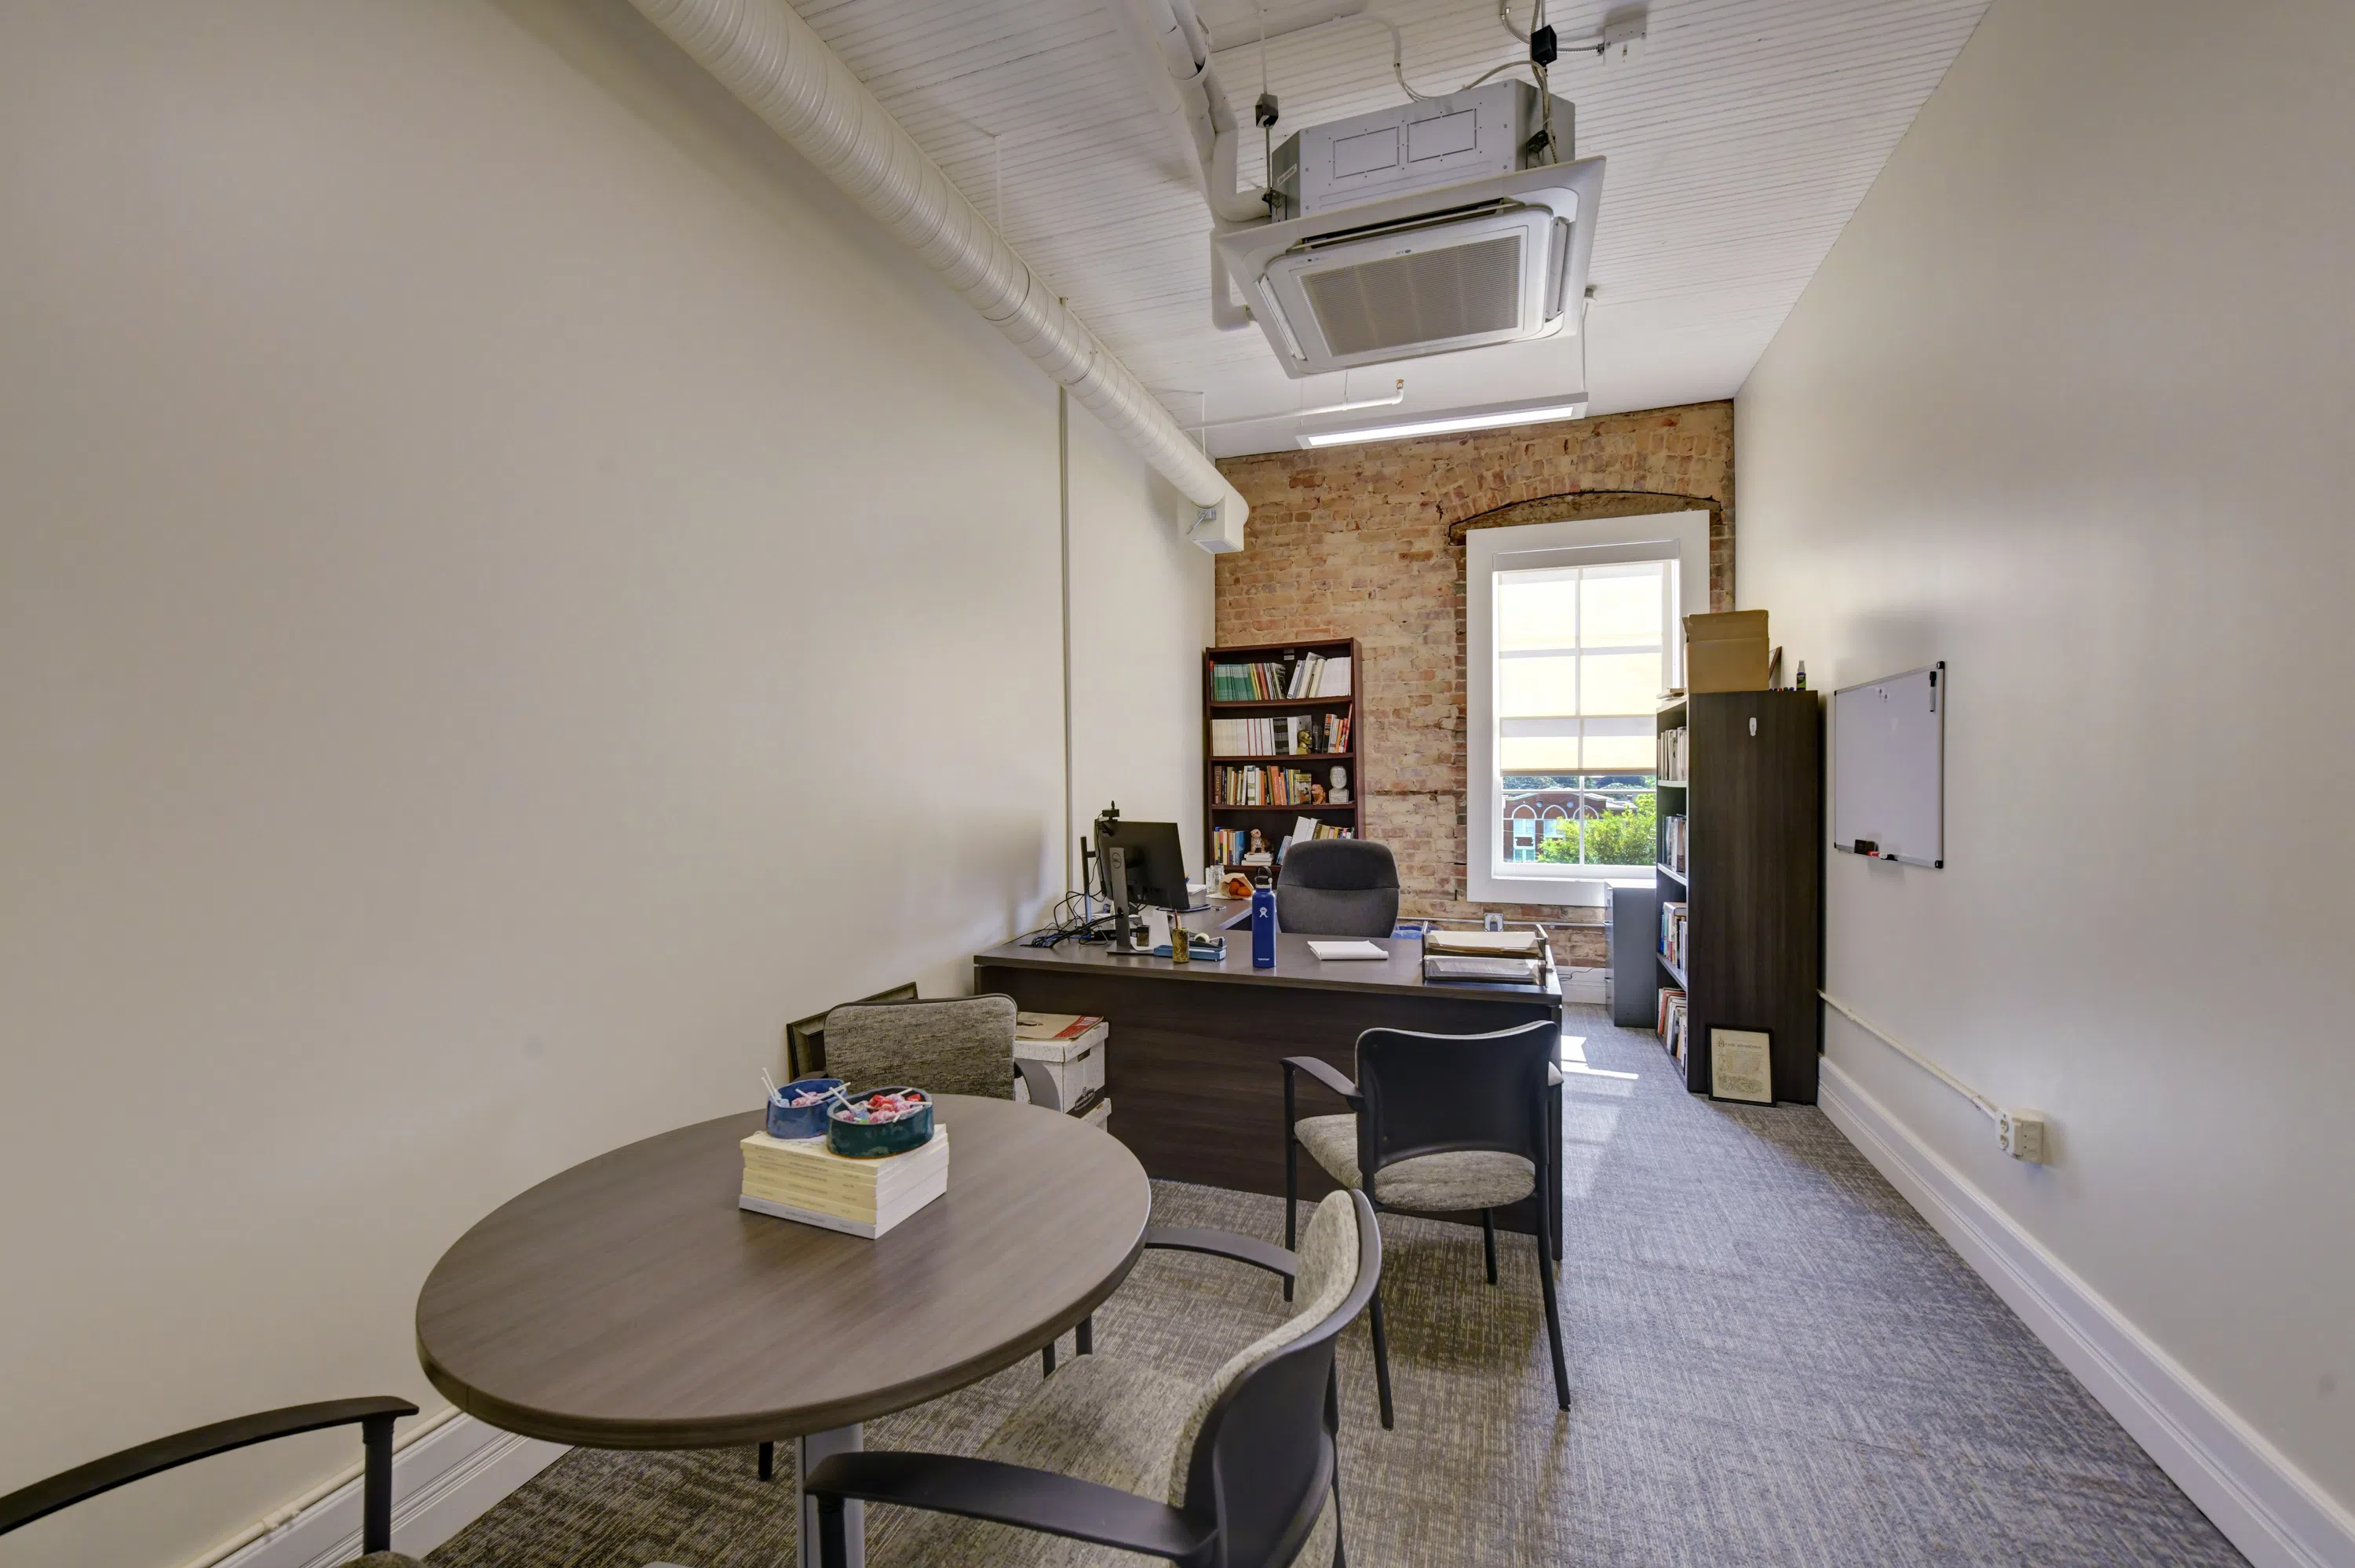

{"left": 415, "top": 1095, "right": 1152, "bottom": 1568}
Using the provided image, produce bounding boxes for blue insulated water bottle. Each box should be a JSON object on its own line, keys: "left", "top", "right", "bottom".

{"left": 1251, "top": 880, "right": 1278, "bottom": 968}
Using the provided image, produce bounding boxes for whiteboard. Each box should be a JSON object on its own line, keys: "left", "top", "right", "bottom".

{"left": 1831, "top": 663, "right": 1944, "bottom": 868}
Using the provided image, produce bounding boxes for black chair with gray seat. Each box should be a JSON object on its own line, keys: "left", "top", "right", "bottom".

{"left": 804, "top": 1188, "right": 1380, "bottom": 1568}
{"left": 1273, "top": 840, "right": 1400, "bottom": 938}
{"left": 1282, "top": 1019, "right": 1566, "bottom": 1428}
{"left": 0, "top": 1397, "right": 420, "bottom": 1564}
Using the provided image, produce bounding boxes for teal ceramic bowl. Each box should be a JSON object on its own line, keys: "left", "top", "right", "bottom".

{"left": 827, "top": 1087, "right": 934, "bottom": 1158}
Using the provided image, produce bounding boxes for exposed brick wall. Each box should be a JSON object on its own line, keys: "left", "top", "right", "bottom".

{"left": 1213, "top": 401, "right": 1736, "bottom": 962}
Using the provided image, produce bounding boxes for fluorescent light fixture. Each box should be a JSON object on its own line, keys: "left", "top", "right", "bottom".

{"left": 1297, "top": 394, "right": 1590, "bottom": 449}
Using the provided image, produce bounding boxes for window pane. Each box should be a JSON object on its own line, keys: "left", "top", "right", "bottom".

{"left": 1496, "top": 572, "right": 1578, "bottom": 652}
{"left": 1578, "top": 563, "right": 1664, "bottom": 649}
{"left": 1499, "top": 654, "right": 1579, "bottom": 717}
{"left": 1580, "top": 650, "right": 1663, "bottom": 716}
{"left": 1575, "top": 775, "right": 1657, "bottom": 866}
{"left": 1501, "top": 735, "right": 1581, "bottom": 770}
{"left": 1583, "top": 731, "right": 1659, "bottom": 771}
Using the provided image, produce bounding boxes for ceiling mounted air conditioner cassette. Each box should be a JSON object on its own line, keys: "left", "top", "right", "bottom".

{"left": 1218, "top": 156, "right": 1604, "bottom": 377}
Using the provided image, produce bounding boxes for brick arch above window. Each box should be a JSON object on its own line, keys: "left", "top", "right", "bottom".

{"left": 1444, "top": 490, "right": 1732, "bottom": 611}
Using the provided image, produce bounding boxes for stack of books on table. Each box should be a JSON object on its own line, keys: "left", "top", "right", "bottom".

{"left": 739, "top": 1125, "right": 949, "bottom": 1239}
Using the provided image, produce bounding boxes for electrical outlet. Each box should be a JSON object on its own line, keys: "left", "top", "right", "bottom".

{"left": 1997, "top": 1108, "right": 2049, "bottom": 1164}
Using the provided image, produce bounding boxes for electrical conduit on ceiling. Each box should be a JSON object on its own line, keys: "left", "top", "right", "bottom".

{"left": 624, "top": 0, "right": 1247, "bottom": 543}
{"left": 1104, "top": 0, "right": 1273, "bottom": 330}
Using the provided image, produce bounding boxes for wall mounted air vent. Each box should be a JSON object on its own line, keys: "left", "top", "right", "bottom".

{"left": 1217, "top": 157, "right": 1605, "bottom": 377}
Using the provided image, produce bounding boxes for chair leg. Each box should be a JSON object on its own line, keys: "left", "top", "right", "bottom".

{"left": 1535, "top": 1231, "right": 1569, "bottom": 1410}
{"left": 1366, "top": 1285, "right": 1395, "bottom": 1431}
{"left": 1042, "top": 1339, "right": 1057, "bottom": 1377}
{"left": 758, "top": 1440, "right": 774, "bottom": 1482}
{"left": 1076, "top": 1314, "right": 1093, "bottom": 1355}
{"left": 1283, "top": 1070, "right": 1298, "bottom": 1303}
{"left": 1330, "top": 1469, "right": 1348, "bottom": 1568}
{"left": 360, "top": 1412, "right": 396, "bottom": 1555}
{"left": 1481, "top": 1208, "right": 1498, "bottom": 1285}
{"left": 819, "top": 1494, "right": 849, "bottom": 1568}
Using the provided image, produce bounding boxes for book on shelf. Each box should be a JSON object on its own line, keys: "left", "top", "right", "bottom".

{"left": 1210, "top": 652, "right": 1352, "bottom": 702}
{"left": 1660, "top": 814, "right": 1689, "bottom": 874}
{"left": 1655, "top": 987, "right": 1689, "bottom": 1067}
{"left": 1212, "top": 764, "right": 1348, "bottom": 807}
{"left": 1209, "top": 713, "right": 1349, "bottom": 757}
{"left": 1659, "top": 900, "right": 1689, "bottom": 972}
{"left": 1210, "top": 827, "right": 1284, "bottom": 865}
{"left": 1658, "top": 724, "right": 1689, "bottom": 782}
{"left": 739, "top": 1125, "right": 949, "bottom": 1239}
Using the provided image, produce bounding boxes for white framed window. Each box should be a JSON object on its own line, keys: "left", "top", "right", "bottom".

{"left": 1466, "top": 510, "right": 1711, "bottom": 905}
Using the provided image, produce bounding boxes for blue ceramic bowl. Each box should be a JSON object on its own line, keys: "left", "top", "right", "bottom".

{"left": 766, "top": 1078, "right": 845, "bottom": 1140}
{"left": 827, "top": 1086, "right": 934, "bottom": 1159}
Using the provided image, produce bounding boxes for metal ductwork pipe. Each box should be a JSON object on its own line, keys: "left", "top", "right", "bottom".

{"left": 627, "top": 0, "right": 1247, "bottom": 548}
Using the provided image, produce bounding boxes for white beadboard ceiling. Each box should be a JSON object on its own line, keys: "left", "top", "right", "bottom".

{"left": 795, "top": 0, "right": 1989, "bottom": 456}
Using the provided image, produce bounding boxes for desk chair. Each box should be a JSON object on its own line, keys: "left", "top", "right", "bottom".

{"left": 805, "top": 1190, "right": 1379, "bottom": 1568}
{"left": 0, "top": 1398, "right": 419, "bottom": 1563}
{"left": 1282, "top": 1019, "right": 1566, "bottom": 1428}
{"left": 1275, "top": 840, "right": 1400, "bottom": 937}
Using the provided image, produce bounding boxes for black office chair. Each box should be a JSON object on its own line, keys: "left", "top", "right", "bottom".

{"left": 805, "top": 1190, "right": 1380, "bottom": 1568}
{"left": 1275, "top": 840, "right": 1400, "bottom": 937}
{"left": 0, "top": 1398, "right": 419, "bottom": 1563}
{"left": 1282, "top": 1019, "right": 1566, "bottom": 1428}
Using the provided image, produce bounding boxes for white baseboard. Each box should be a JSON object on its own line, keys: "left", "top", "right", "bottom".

{"left": 1820, "top": 1058, "right": 2355, "bottom": 1568}
{"left": 211, "top": 1413, "right": 567, "bottom": 1568}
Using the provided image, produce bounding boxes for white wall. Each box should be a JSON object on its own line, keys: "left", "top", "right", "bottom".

{"left": 1066, "top": 399, "right": 1217, "bottom": 881}
{"left": 1736, "top": 0, "right": 2355, "bottom": 1553}
{"left": 0, "top": 2, "right": 1205, "bottom": 1563}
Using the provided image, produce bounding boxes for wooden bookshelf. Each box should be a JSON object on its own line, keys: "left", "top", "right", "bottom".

{"left": 1652, "top": 691, "right": 1824, "bottom": 1103}
{"left": 1203, "top": 638, "right": 1362, "bottom": 873}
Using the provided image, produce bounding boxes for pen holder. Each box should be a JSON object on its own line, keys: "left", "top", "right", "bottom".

{"left": 766, "top": 1078, "right": 844, "bottom": 1140}
{"left": 827, "top": 1087, "right": 935, "bottom": 1158}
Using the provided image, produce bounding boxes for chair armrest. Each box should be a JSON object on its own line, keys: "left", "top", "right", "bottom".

{"left": 804, "top": 1451, "right": 1212, "bottom": 1564}
{"left": 1144, "top": 1227, "right": 1298, "bottom": 1282}
{"left": 1281, "top": 1056, "right": 1360, "bottom": 1106}
{"left": 0, "top": 1398, "right": 418, "bottom": 1537}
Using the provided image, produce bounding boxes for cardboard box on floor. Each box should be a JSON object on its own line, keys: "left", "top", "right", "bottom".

{"left": 1684, "top": 609, "right": 1770, "bottom": 692}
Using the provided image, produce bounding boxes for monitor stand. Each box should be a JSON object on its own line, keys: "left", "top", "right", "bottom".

{"left": 1102, "top": 846, "right": 1148, "bottom": 956}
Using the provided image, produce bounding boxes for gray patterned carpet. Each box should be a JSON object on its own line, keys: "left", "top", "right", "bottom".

{"left": 428, "top": 1008, "right": 2244, "bottom": 1566}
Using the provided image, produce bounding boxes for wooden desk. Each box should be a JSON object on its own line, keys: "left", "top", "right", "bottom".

{"left": 415, "top": 1096, "right": 1149, "bottom": 1568}
{"left": 975, "top": 919, "right": 1565, "bottom": 1250}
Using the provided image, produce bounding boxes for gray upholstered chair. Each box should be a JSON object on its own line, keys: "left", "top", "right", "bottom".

{"left": 823, "top": 993, "right": 1021, "bottom": 1101}
{"left": 1275, "top": 840, "right": 1400, "bottom": 937}
{"left": 786, "top": 980, "right": 917, "bottom": 1079}
{"left": 805, "top": 1190, "right": 1380, "bottom": 1568}
{"left": 1283, "top": 1019, "right": 1567, "bottom": 1428}
{"left": 0, "top": 1398, "right": 420, "bottom": 1563}
{"left": 819, "top": 991, "right": 1082, "bottom": 1383}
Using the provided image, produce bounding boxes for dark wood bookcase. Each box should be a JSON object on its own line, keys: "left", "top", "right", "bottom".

{"left": 1653, "top": 690, "right": 1824, "bottom": 1102}
{"left": 1202, "top": 638, "right": 1362, "bottom": 870}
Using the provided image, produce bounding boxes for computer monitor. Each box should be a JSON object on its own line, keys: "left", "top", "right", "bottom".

{"left": 1094, "top": 817, "right": 1190, "bottom": 913}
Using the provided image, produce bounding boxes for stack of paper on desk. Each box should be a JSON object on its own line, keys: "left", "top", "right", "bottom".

{"left": 1422, "top": 928, "right": 1543, "bottom": 957}
{"left": 1306, "top": 939, "right": 1388, "bottom": 961}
